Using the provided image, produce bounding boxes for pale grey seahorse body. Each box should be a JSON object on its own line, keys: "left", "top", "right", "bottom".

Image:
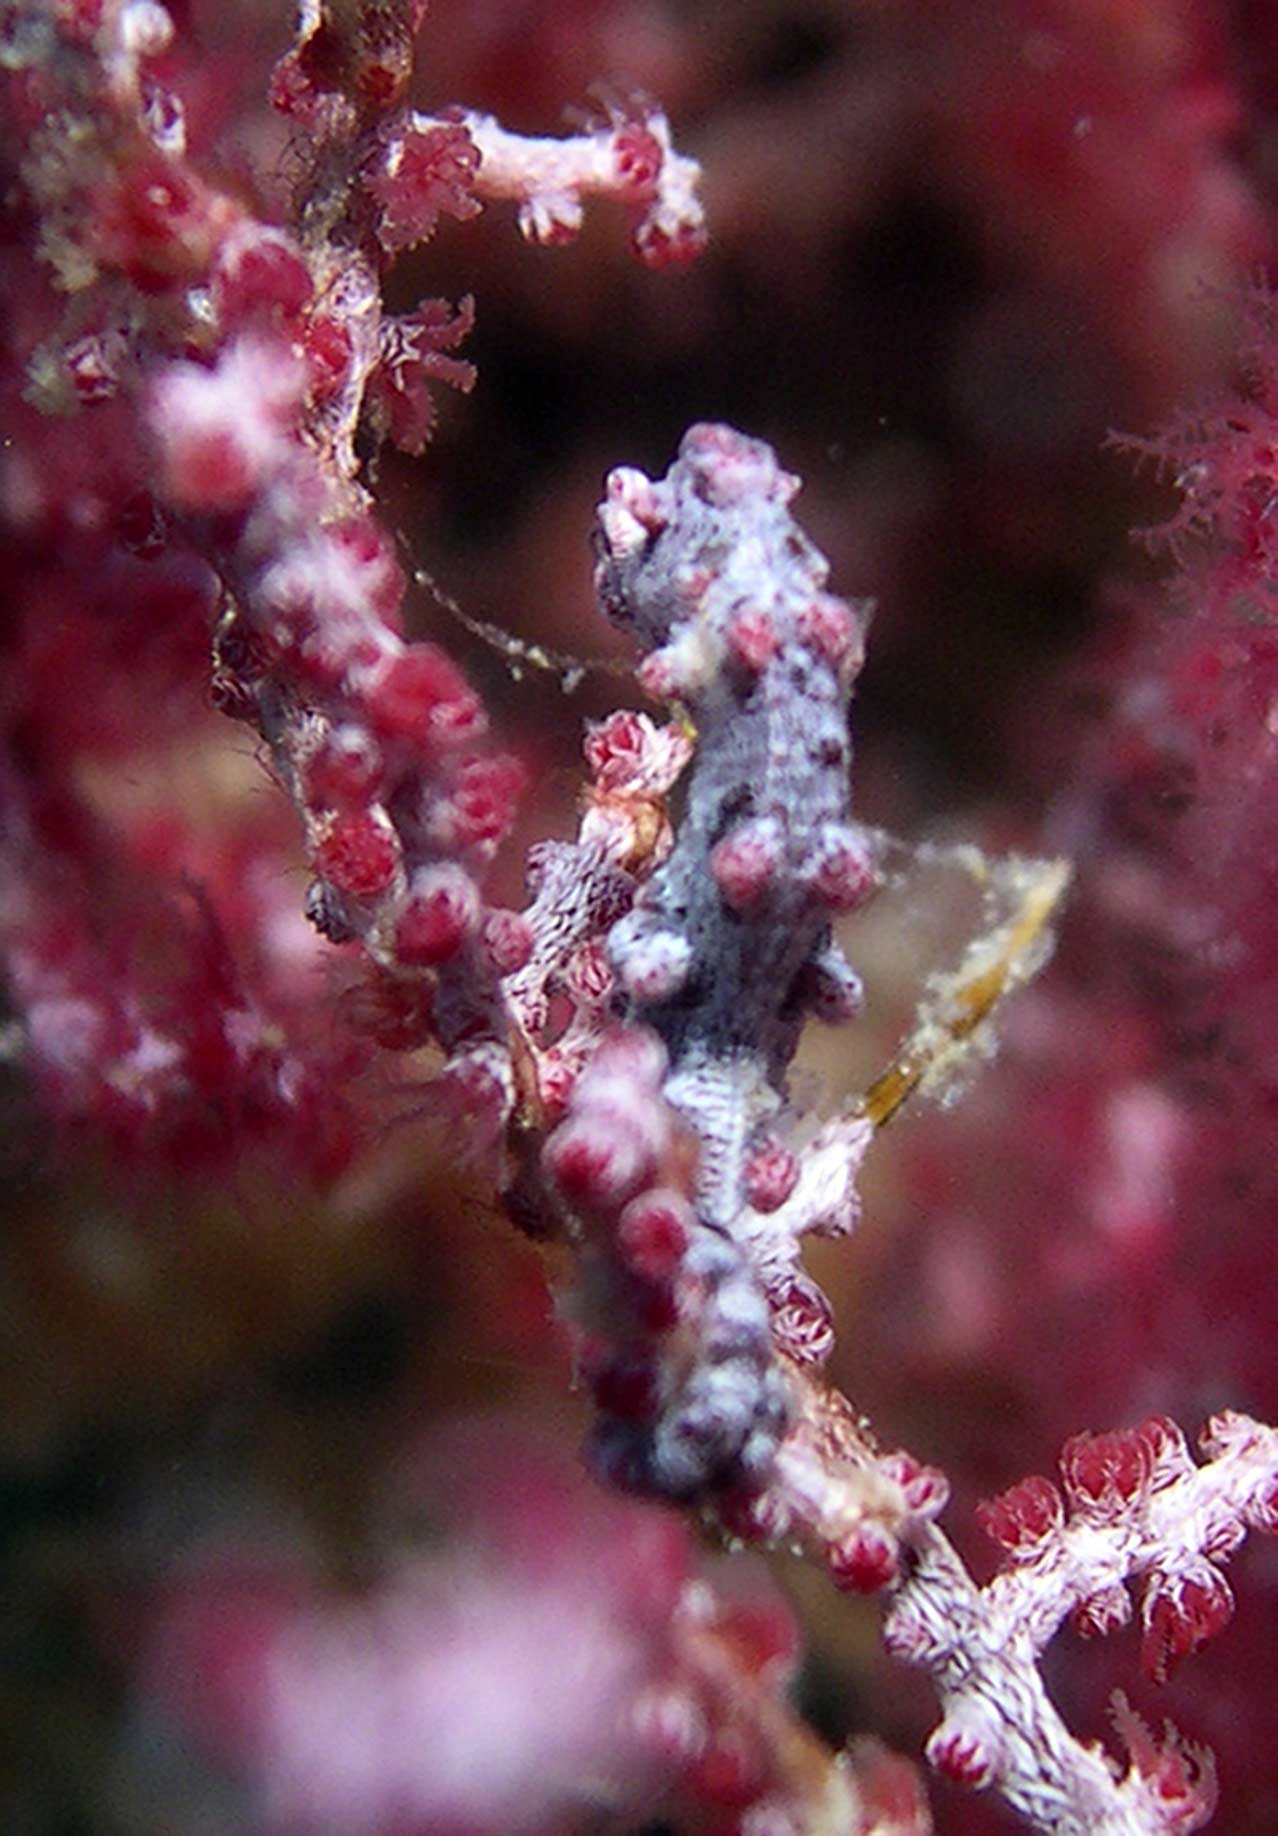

{"left": 594, "top": 422, "right": 871, "bottom": 1230}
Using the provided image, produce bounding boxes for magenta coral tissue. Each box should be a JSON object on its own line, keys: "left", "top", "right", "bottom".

{"left": 10, "top": 5, "right": 1278, "bottom": 1836}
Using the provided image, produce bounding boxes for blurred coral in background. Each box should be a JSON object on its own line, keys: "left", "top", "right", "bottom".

{"left": 7, "top": 1, "right": 1278, "bottom": 1833}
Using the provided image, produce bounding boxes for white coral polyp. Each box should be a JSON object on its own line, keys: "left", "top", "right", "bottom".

{"left": 150, "top": 337, "right": 305, "bottom": 510}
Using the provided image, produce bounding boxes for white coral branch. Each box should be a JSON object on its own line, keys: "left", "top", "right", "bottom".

{"left": 415, "top": 105, "right": 706, "bottom": 265}
{"left": 881, "top": 1412, "right": 1278, "bottom": 1834}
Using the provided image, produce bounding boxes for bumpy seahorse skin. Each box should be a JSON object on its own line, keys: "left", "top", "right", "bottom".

{"left": 594, "top": 423, "right": 874, "bottom": 1231}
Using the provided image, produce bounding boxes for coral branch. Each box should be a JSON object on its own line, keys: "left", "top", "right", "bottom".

{"left": 1, "top": 0, "right": 708, "bottom": 1167}
{"left": 436, "top": 102, "right": 707, "bottom": 266}
{"left": 881, "top": 1412, "right": 1278, "bottom": 1833}
{"left": 6, "top": 12, "right": 1278, "bottom": 1832}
